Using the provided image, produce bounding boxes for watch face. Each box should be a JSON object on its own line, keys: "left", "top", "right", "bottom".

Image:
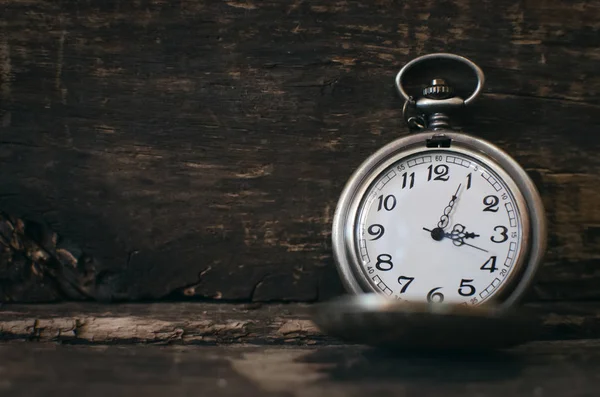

{"left": 353, "top": 148, "right": 528, "bottom": 305}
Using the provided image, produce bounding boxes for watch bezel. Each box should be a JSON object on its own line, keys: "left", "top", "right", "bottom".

{"left": 331, "top": 131, "right": 547, "bottom": 309}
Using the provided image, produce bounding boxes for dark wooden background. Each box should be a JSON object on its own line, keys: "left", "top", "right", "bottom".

{"left": 0, "top": 0, "right": 598, "bottom": 303}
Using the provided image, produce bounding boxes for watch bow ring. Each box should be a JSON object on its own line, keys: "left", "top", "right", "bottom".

{"left": 331, "top": 53, "right": 547, "bottom": 310}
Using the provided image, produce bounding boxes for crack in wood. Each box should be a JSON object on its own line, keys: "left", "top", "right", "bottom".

{"left": 485, "top": 92, "right": 600, "bottom": 108}
{"left": 0, "top": 212, "right": 94, "bottom": 301}
{"left": 1, "top": 0, "right": 599, "bottom": 303}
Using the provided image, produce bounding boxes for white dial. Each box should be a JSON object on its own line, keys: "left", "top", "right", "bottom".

{"left": 354, "top": 149, "right": 527, "bottom": 305}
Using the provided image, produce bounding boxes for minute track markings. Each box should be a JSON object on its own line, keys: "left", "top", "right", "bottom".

{"left": 357, "top": 150, "right": 523, "bottom": 305}
{"left": 332, "top": 55, "right": 545, "bottom": 312}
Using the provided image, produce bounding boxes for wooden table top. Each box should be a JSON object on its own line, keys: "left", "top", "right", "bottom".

{"left": 3, "top": 340, "right": 600, "bottom": 397}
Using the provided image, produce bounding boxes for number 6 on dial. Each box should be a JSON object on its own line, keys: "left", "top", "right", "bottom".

{"left": 331, "top": 54, "right": 547, "bottom": 310}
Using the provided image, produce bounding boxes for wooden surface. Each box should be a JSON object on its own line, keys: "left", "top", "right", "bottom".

{"left": 2, "top": 302, "right": 600, "bottom": 344}
{"left": 4, "top": 341, "right": 600, "bottom": 396}
{"left": 0, "top": 302, "right": 322, "bottom": 345}
{"left": 1, "top": 0, "right": 599, "bottom": 302}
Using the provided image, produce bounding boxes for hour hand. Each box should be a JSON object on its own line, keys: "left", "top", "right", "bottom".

{"left": 447, "top": 223, "right": 480, "bottom": 241}
{"left": 422, "top": 225, "right": 488, "bottom": 253}
{"left": 445, "top": 225, "right": 488, "bottom": 253}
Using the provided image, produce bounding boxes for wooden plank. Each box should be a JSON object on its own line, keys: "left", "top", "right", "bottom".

{"left": 4, "top": 341, "right": 600, "bottom": 396}
{"left": 0, "top": 302, "right": 324, "bottom": 345}
{"left": 0, "top": 1, "right": 599, "bottom": 302}
{"left": 1, "top": 302, "right": 600, "bottom": 344}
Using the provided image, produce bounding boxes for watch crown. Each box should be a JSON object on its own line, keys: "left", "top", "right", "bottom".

{"left": 423, "top": 79, "right": 454, "bottom": 99}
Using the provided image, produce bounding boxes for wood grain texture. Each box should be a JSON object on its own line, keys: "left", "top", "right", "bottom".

{"left": 0, "top": 302, "right": 323, "bottom": 345}
{"left": 4, "top": 341, "right": 600, "bottom": 397}
{"left": 0, "top": 0, "right": 599, "bottom": 302}
{"left": 2, "top": 302, "right": 600, "bottom": 344}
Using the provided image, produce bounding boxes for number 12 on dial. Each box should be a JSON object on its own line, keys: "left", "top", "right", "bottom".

{"left": 333, "top": 137, "right": 545, "bottom": 308}
{"left": 331, "top": 54, "right": 546, "bottom": 311}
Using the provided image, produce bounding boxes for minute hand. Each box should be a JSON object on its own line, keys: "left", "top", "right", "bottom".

{"left": 437, "top": 183, "right": 462, "bottom": 229}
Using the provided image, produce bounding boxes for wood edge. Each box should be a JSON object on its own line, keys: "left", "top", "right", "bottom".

{"left": 0, "top": 302, "right": 598, "bottom": 345}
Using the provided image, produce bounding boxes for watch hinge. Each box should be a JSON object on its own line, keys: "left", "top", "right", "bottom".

{"left": 426, "top": 134, "right": 452, "bottom": 148}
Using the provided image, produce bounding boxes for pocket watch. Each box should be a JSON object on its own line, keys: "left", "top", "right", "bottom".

{"left": 331, "top": 53, "right": 547, "bottom": 310}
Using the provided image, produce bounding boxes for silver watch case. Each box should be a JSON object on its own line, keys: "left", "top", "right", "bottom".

{"left": 331, "top": 131, "right": 547, "bottom": 310}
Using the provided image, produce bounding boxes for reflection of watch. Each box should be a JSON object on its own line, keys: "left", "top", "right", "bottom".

{"left": 331, "top": 53, "right": 547, "bottom": 309}
{"left": 311, "top": 294, "right": 543, "bottom": 350}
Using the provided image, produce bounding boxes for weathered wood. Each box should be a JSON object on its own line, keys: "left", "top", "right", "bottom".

{"left": 4, "top": 341, "right": 600, "bottom": 396}
{"left": 0, "top": 0, "right": 599, "bottom": 302}
{"left": 0, "top": 302, "right": 323, "bottom": 345}
{"left": 1, "top": 302, "right": 600, "bottom": 344}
